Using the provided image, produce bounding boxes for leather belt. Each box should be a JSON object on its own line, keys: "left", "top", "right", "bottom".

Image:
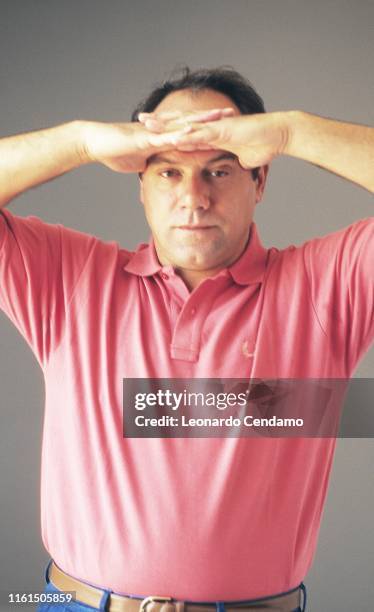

{"left": 49, "top": 561, "right": 302, "bottom": 612}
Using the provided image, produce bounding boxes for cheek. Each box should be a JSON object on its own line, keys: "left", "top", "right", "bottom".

{"left": 223, "top": 191, "right": 251, "bottom": 215}
{"left": 144, "top": 191, "right": 177, "bottom": 228}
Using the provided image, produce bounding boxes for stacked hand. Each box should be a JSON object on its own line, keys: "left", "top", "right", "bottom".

{"left": 82, "top": 108, "right": 290, "bottom": 173}
{"left": 138, "top": 108, "right": 290, "bottom": 169}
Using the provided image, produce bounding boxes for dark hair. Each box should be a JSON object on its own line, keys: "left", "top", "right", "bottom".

{"left": 131, "top": 66, "right": 266, "bottom": 180}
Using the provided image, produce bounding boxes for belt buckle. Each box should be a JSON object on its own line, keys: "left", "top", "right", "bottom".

{"left": 140, "top": 595, "right": 173, "bottom": 612}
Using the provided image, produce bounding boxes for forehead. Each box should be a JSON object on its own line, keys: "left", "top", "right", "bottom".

{"left": 154, "top": 88, "right": 241, "bottom": 115}
{"left": 147, "top": 150, "right": 238, "bottom": 168}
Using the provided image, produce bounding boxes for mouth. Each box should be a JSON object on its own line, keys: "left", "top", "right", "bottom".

{"left": 175, "top": 225, "right": 216, "bottom": 231}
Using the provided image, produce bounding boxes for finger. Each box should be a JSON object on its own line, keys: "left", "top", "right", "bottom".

{"left": 178, "top": 109, "right": 225, "bottom": 124}
{"left": 169, "top": 124, "right": 218, "bottom": 146}
{"left": 221, "top": 107, "right": 235, "bottom": 117}
{"left": 144, "top": 119, "right": 194, "bottom": 134}
{"left": 156, "top": 107, "right": 234, "bottom": 118}
{"left": 138, "top": 110, "right": 183, "bottom": 123}
{"left": 140, "top": 117, "right": 188, "bottom": 133}
{"left": 143, "top": 118, "right": 166, "bottom": 133}
{"left": 140, "top": 108, "right": 235, "bottom": 126}
{"left": 147, "top": 126, "right": 193, "bottom": 147}
{"left": 175, "top": 144, "right": 218, "bottom": 151}
{"left": 164, "top": 108, "right": 235, "bottom": 125}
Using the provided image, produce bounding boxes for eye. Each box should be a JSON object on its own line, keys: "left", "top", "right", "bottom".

{"left": 159, "top": 169, "right": 180, "bottom": 178}
{"left": 211, "top": 170, "right": 227, "bottom": 177}
{"left": 208, "top": 169, "right": 230, "bottom": 178}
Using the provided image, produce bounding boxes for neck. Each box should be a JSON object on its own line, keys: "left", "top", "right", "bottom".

{"left": 154, "top": 228, "right": 252, "bottom": 292}
{"left": 175, "top": 265, "right": 226, "bottom": 291}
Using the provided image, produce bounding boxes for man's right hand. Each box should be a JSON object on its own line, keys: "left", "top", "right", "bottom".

{"left": 81, "top": 121, "right": 192, "bottom": 173}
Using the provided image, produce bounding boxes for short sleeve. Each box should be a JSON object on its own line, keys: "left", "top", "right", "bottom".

{"left": 302, "top": 217, "right": 374, "bottom": 374}
{"left": 0, "top": 208, "right": 97, "bottom": 367}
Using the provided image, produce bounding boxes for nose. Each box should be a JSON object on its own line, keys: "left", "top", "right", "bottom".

{"left": 179, "top": 175, "right": 211, "bottom": 211}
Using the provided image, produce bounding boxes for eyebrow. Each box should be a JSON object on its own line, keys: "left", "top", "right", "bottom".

{"left": 147, "top": 152, "right": 238, "bottom": 167}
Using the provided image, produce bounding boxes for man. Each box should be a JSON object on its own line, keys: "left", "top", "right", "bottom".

{"left": 0, "top": 67, "right": 373, "bottom": 612}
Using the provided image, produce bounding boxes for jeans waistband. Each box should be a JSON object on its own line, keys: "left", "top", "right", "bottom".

{"left": 43, "top": 559, "right": 307, "bottom": 612}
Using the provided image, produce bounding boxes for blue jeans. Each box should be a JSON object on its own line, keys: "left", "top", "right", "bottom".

{"left": 37, "top": 559, "right": 307, "bottom": 611}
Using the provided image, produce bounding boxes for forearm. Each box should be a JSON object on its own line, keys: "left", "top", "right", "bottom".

{"left": 283, "top": 111, "right": 374, "bottom": 193}
{"left": 0, "top": 121, "right": 89, "bottom": 209}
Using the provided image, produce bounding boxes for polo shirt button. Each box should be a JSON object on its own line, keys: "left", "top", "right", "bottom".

{"left": 160, "top": 273, "right": 169, "bottom": 280}
{"left": 190, "top": 308, "right": 196, "bottom": 316}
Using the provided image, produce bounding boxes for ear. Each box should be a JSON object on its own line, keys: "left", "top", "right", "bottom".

{"left": 255, "top": 165, "right": 269, "bottom": 204}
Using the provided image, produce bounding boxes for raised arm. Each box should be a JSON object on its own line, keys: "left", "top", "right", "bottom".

{"left": 0, "top": 111, "right": 229, "bottom": 209}
{"left": 0, "top": 122, "right": 86, "bottom": 208}
{"left": 139, "top": 109, "right": 374, "bottom": 193}
{"left": 284, "top": 111, "right": 374, "bottom": 193}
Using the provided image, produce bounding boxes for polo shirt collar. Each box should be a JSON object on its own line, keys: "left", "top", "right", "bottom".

{"left": 123, "top": 222, "right": 268, "bottom": 285}
{"left": 123, "top": 238, "right": 162, "bottom": 277}
{"left": 228, "top": 223, "right": 268, "bottom": 285}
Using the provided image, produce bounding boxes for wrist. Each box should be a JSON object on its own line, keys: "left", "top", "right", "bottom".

{"left": 281, "top": 110, "right": 308, "bottom": 157}
{"left": 257, "top": 111, "right": 301, "bottom": 158}
{"left": 70, "top": 120, "right": 97, "bottom": 166}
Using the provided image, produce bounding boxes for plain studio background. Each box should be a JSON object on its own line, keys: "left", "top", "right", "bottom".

{"left": 0, "top": 1, "right": 373, "bottom": 611}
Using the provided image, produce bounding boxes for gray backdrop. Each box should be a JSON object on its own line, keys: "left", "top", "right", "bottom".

{"left": 0, "top": 1, "right": 373, "bottom": 611}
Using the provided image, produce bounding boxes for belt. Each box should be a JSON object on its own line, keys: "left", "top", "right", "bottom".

{"left": 48, "top": 562, "right": 303, "bottom": 612}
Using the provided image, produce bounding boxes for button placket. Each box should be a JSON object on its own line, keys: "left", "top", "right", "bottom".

{"left": 170, "top": 297, "right": 202, "bottom": 361}
{"left": 170, "top": 278, "right": 230, "bottom": 362}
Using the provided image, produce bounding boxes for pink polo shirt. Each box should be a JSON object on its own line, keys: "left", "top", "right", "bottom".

{"left": 0, "top": 208, "right": 373, "bottom": 600}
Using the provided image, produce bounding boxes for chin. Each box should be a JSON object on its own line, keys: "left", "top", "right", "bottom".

{"left": 173, "top": 237, "right": 224, "bottom": 261}
{"left": 174, "top": 248, "right": 225, "bottom": 270}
